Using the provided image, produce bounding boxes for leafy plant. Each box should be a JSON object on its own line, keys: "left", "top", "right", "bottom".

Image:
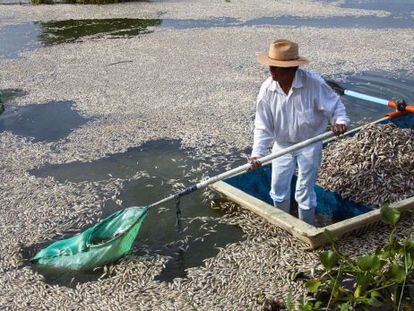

{"left": 301, "top": 205, "right": 414, "bottom": 310}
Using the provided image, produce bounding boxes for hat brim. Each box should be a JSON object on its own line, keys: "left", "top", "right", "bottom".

{"left": 257, "top": 52, "right": 309, "bottom": 67}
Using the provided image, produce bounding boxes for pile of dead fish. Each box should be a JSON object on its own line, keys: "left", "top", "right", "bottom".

{"left": 318, "top": 122, "right": 414, "bottom": 207}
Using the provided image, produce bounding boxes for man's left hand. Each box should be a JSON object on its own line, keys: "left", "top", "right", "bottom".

{"left": 331, "top": 123, "right": 347, "bottom": 135}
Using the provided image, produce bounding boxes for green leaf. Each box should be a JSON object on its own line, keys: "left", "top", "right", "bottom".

{"left": 390, "top": 262, "right": 406, "bottom": 283}
{"left": 305, "top": 279, "right": 322, "bottom": 293}
{"left": 405, "top": 240, "right": 414, "bottom": 256}
{"left": 339, "top": 302, "right": 352, "bottom": 311}
{"left": 367, "top": 290, "right": 383, "bottom": 307}
{"left": 354, "top": 285, "right": 362, "bottom": 298}
{"left": 320, "top": 250, "right": 339, "bottom": 270}
{"left": 357, "top": 254, "right": 381, "bottom": 272}
{"left": 380, "top": 205, "right": 400, "bottom": 226}
{"left": 323, "top": 229, "right": 337, "bottom": 244}
{"left": 355, "top": 273, "right": 372, "bottom": 288}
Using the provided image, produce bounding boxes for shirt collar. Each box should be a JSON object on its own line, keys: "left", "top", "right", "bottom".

{"left": 268, "top": 69, "right": 304, "bottom": 93}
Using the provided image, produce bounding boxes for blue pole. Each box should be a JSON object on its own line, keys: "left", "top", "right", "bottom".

{"left": 344, "top": 90, "right": 389, "bottom": 106}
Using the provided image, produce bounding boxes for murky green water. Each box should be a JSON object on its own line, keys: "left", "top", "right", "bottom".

{"left": 0, "top": 18, "right": 161, "bottom": 58}
{"left": 0, "top": 100, "right": 90, "bottom": 142}
{"left": 37, "top": 18, "right": 162, "bottom": 45}
{"left": 30, "top": 139, "right": 245, "bottom": 283}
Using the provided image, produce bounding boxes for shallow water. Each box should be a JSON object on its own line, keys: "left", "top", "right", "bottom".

{"left": 1, "top": 12, "right": 413, "bottom": 59}
{"left": 327, "top": 0, "right": 414, "bottom": 18}
{"left": 21, "top": 70, "right": 414, "bottom": 283}
{"left": 163, "top": 14, "right": 414, "bottom": 29}
{"left": 0, "top": 100, "right": 90, "bottom": 142}
{"left": 2, "top": 1, "right": 414, "bottom": 285}
{"left": 0, "top": 18, "right": 161, "bottom": 59}
{"left": 0, "top": 23, "right": 40, "bottom": 58}
{"left": 333, "top": 71, "right": 414, "bottom": 128}
{"left": 31, "top": 139, "right": 244, "bottom": 283}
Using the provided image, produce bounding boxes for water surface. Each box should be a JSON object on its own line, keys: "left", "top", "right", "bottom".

{"left": 0, "top": 100, "right": 90, "bottom": 142}
{"left": 30, "top": 139, "right": 244, "bottom": 283}
{"left": 1, "top": 12, "right": 412, "bottom": 59}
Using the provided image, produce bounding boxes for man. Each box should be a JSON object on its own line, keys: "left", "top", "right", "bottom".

{"left": 249, "top": 39, "right": 349, "bottom": 225}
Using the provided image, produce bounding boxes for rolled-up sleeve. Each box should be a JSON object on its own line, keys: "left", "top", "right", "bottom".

{"left": 316, "top": 81, "right": 350, "bottom": 126}
{"left": 251, "top": 88, "right": 275, "bottom": 158}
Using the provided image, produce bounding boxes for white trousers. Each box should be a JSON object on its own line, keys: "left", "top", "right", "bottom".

{"left": 270, "top": 141, "right": 322, "bottom": 214}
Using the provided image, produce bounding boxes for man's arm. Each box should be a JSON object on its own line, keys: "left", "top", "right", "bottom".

{"left": 251, "top": 88, "right": 275, "bottom": 158}
{"left": 249, "top": 85, "right": 275, "bottom": 169}
{"left": 316, "top": 78, "right": 350, "bottom": 134}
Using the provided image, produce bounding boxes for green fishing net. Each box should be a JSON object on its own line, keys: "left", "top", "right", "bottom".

{"left": 32, "top": 206, "right": 148, "bottom": 271}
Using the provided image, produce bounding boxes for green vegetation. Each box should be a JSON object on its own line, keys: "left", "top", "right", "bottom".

{"left": 32, "top": 0, "right": 127, "bottom": 4}
{"left": 35, "top": 19, "right": 162, "bottom": 46}
{"left": 297, "top": 205, "right": 414, "bottom": 310}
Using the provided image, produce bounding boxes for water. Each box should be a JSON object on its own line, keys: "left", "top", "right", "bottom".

{"left": 162, "top": 15, "right": 414, "bottom": 29}
{"left": 30, "top": 139, "right": 244, "bottom": 283}
{"left": 1, "top": 12, "right": 413, "bottom": 59}
{"left": 0, "top": 88, "right": 27, "bottom": 102}
{"left": 14, "top": 73, "right": 414, "bottom": 283}
{"left": 37, "top": 18, "right": 162, "bottom": 45}
{"left": 332, "top": 71, "right": 414, "bottom": 128}
{"left": 0, "top": 100, "right": 90, "bottom": 142}
{"left": 2, "top": 0, "right": 414, "bottom": 283}
{"left": 0, "top": 23, "right": 40, "bottom": 59}
{"left": 326, "top": 0, "right": 414, "bottom": 18}
{"left": 0, "top": 18, "right": 161, "bottom": 59}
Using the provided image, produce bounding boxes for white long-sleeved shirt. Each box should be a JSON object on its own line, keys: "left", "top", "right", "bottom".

{"left": 251, "top": 69, "right": 350, "bottom": 157}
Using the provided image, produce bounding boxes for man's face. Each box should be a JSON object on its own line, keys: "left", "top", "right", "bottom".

{"left": 269, "top": 66, "right": 289, "bottom": 81}
{"left": 269, "top": 66, "right": 295, "bottom": 82}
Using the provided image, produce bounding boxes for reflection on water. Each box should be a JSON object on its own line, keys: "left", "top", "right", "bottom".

{"left": 37, "top": 18, "right": 162, "bottom": 45}
{"left": 0, "top": 100, "right": 90, "bottom": 142}
{"left": 1, "top": 12, "right": 413, "bottom": 59}
{"left": 0, "top": 18, "right": 161, "bottom": 59}
{"left": 0, "top": 88, "right": 27, "bottom": 102}
{"left": 30, "top": 140, "right": 244, "bottom": 284}
{"left": 0, "top": 23, "right": 40, "bottom": 59}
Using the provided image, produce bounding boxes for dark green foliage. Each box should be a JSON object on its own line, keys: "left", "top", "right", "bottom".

{"left": 32, "top": 0, "right": 54, "bottom": 4}
{"left": 32, "top": 0, "right": 135, "bottom": 4}
{"left": 35, "top": 19, "right": 162, "bottom": 46}
{"left": 300, "top": 205, "right": 414, "bottom": 310}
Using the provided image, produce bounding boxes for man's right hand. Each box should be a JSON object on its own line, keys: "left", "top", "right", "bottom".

{"left": 248, "top": 156, "right": 262, "bottom": 170}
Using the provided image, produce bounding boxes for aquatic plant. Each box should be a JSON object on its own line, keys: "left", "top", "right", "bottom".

{"left": 299, "top": 205, "right": 414, "bottom": 310}
{"left": 32, "top": 0, "right": 130, "bottom": 4}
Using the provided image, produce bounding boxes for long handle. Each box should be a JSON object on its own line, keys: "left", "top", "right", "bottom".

{"left": 147, "top": 131, "right": 334, "bottom": 209}
{"left": 325, "top": 79, "right": 414, "bottom": 113}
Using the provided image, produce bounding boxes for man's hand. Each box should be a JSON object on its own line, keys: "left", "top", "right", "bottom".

{"left": 248, "top": 156, "right": 262, "bottom": 170}
{"left": 331, "top": 123, "right": 348, "bottom": 135}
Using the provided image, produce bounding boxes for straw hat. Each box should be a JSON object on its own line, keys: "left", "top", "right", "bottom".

{"left": 257, "top": 39, "right": 309, "bottom": 67}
